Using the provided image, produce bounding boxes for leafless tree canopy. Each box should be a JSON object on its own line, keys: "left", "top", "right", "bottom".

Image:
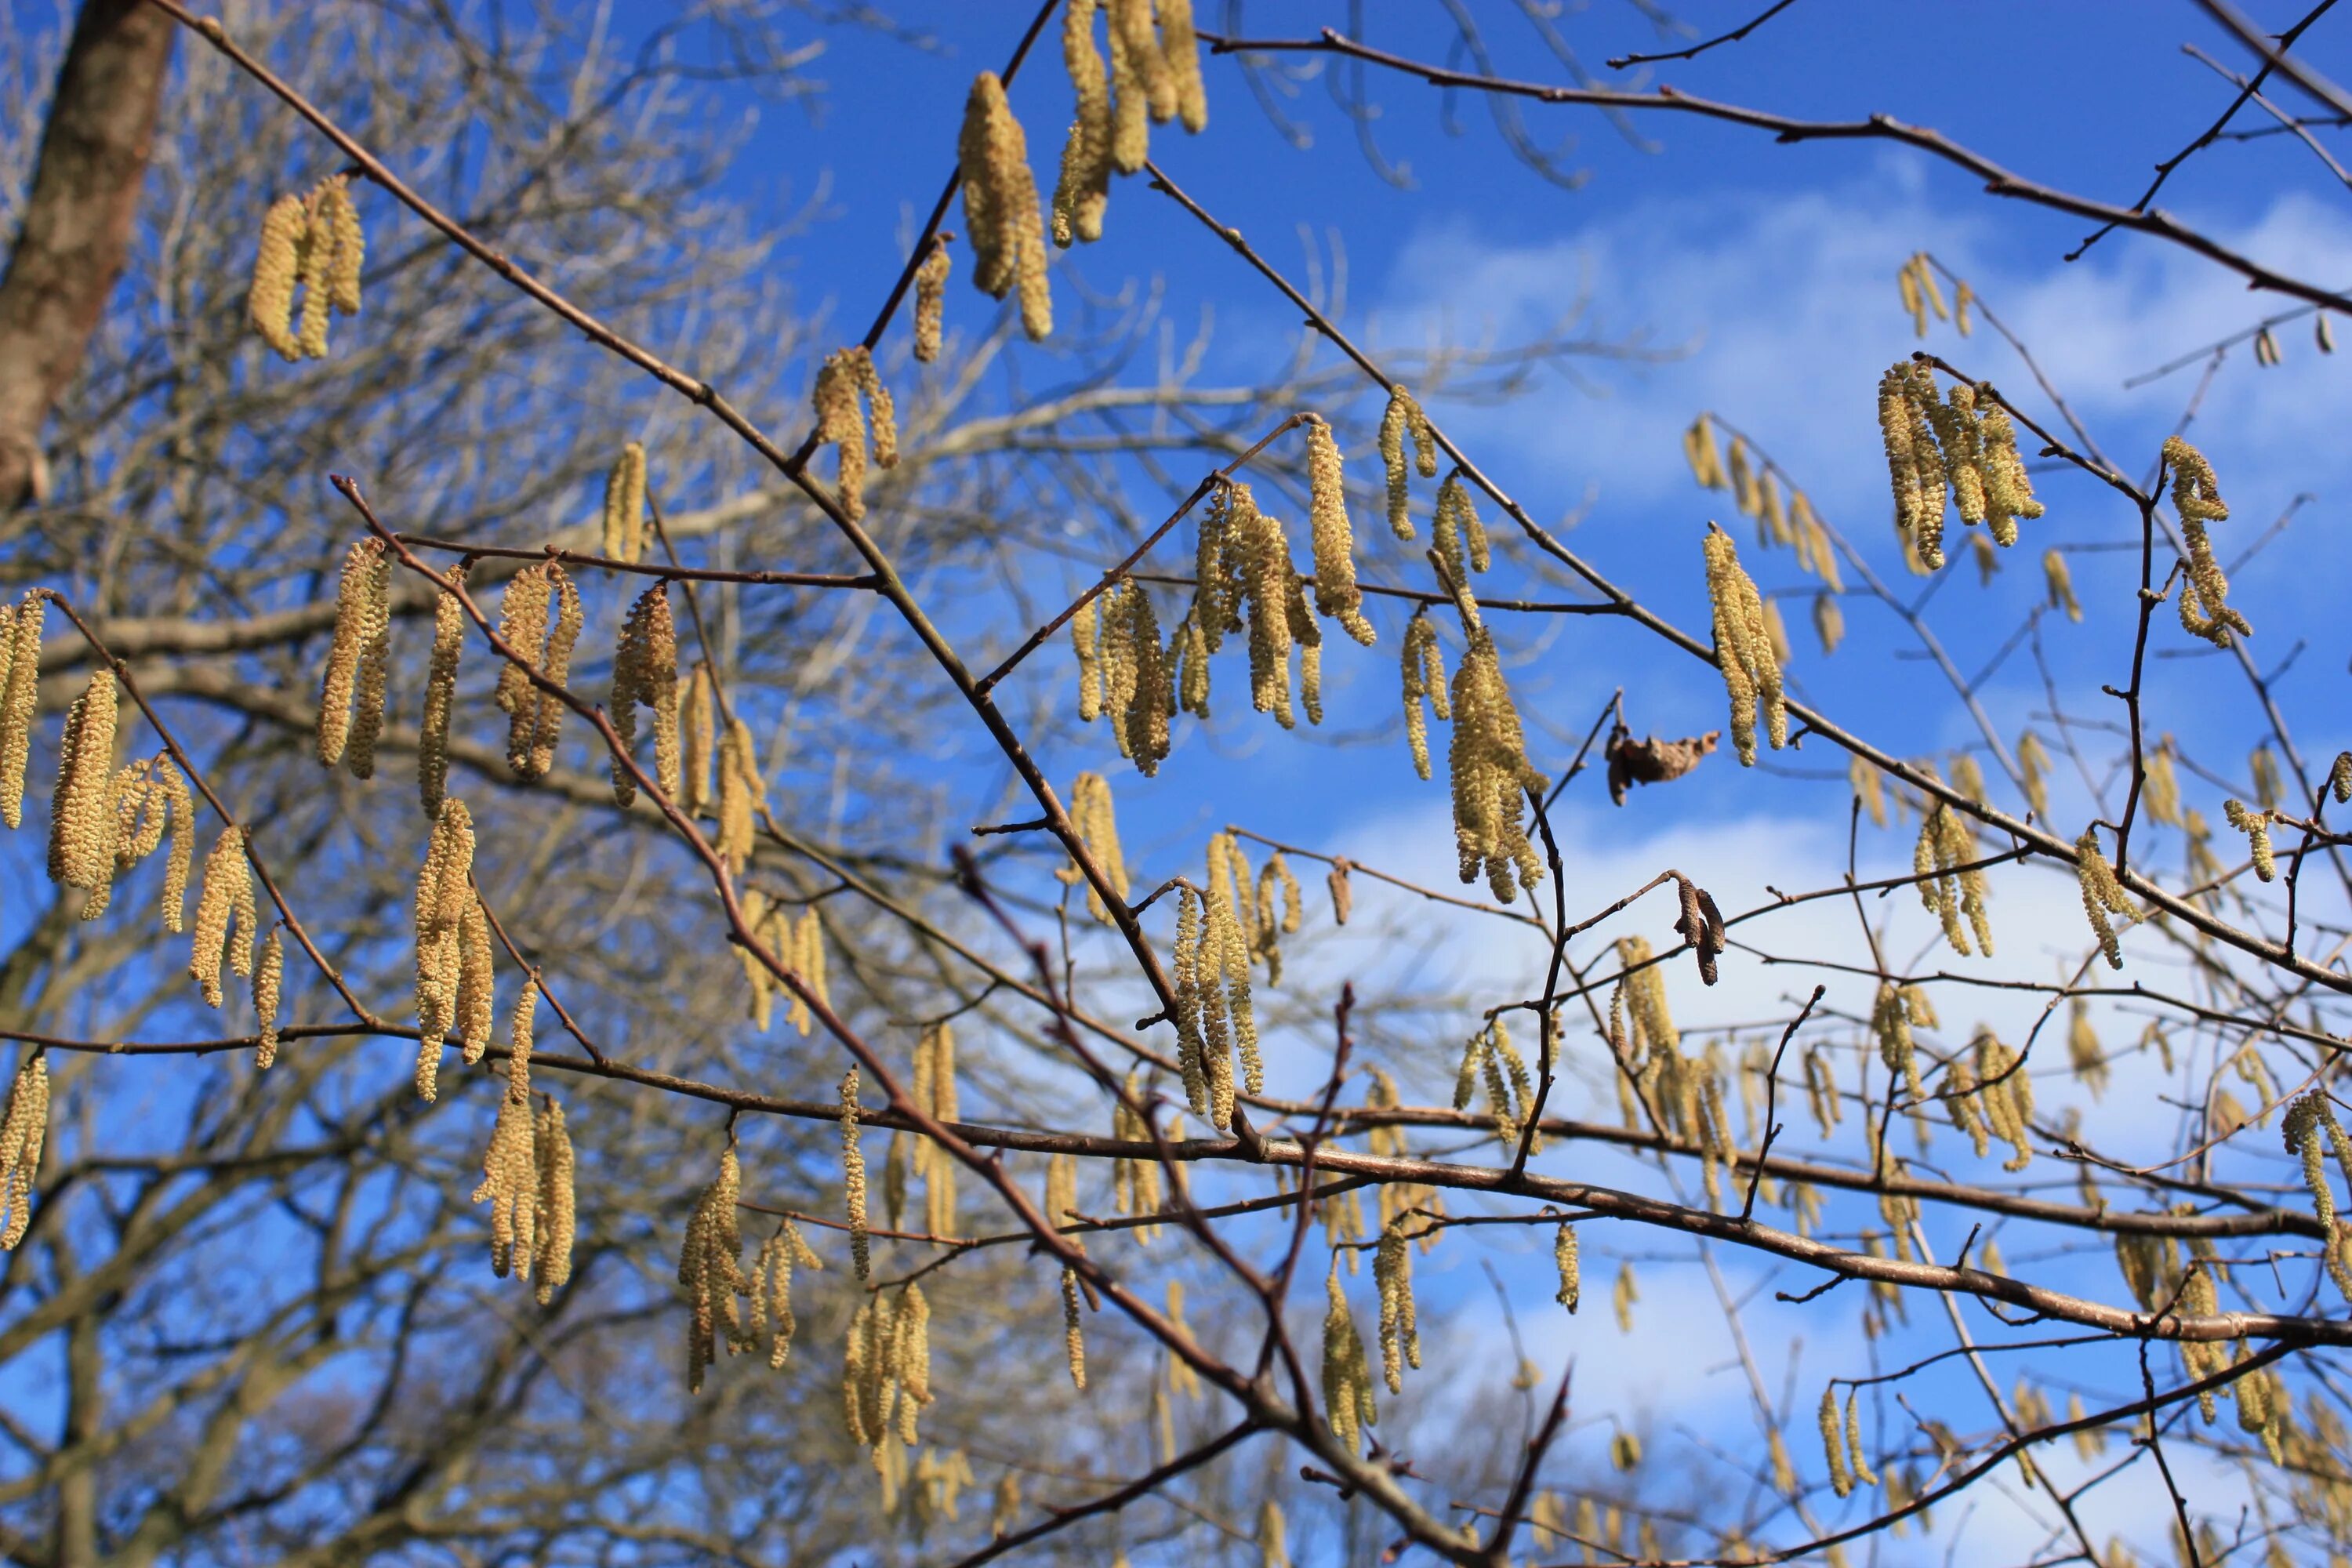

{"left": 5, "top": 2, "right": 2352, "bottom": 1566}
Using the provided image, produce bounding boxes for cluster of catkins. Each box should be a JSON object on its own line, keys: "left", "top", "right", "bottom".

{"left": 884, "top": 1022, "right": 960, "bottom": 1237}
{"left": 470, "top": 988, "right": 575, "bottom": 1301}
{"left": 1912, "top": 765, "right": 1994, "bottom": 957}
{"left": 678, "top": 1145, "right": 825, "bottom": 1392}
{"left": 47, "top": 663, "right": 199, "bottom": 938}
{"left": 813, "top": 345, "right": 899, "bottom": 523}
{"left": 1817, "top": 1382, "right": 1883, "bottom": 1497}
{"left": 1169, "top": 831, "right": 1287, "bottom": 1130}
{"left": 492, "top": 559, "right": 585, "bottom": 782}
{"left": 1940, "top": 1029, "right": 2034, "bottom": 1171}
{"left": 1683, "top": 415, "right": 1845, "bottom": 601}
{"left": 844, "top": 1282, "right": 936, "bottom": 1496}
{"left": 411, "top": 797, "right": 493, "bottom": 1098}
{"left": 1895, "top": 251, "right": 1974, "bottom": 339}
{"left": 1454, "top": 1016, "right": 1537, "bottom": 1153}
{"left": 1050, "top": 0, "right": 1207, "bottom": 249}
{"left": 2073, "top": 826, "right": 2136, "bottom": 970}
{"left": 2163, "top": 434, "right": 2249, "bottom": 646}
{"left": 248, "top": 173, "right": 365, "bottom": 361}
{"left": 736, "top": 890, "right": 830, "bottom": 1036}
{"left": 2284, "top": 1090, "right": 2352, "bottom": 1305}
{"left": 1055, "top": 769, "right": 1130, "bottom": 924}
{"left": 1109, "top": 1068, "right": 1164, "bottom": 1241}
{"left": 1875, "top": 361, "right": 2042, "bottom": 571}
{"left": 1700, "top": 525, "right": 1786, "bottom": 768}
{"left": 1610, "top": 938, "right": 1737, "bottom": 1200}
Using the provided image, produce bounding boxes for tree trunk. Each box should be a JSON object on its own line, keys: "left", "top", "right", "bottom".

{"left": 0, "top": 0, "right": 176, "bottom": 509}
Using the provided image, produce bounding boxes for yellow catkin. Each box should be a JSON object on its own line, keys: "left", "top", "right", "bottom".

{"left": 2164, "top": 436, "right": 2249, "bottom": 645}
{"left": 1820, "top": 1385, "right": 1854, "bottom": 1497}
{"left": 253, "top": 176, "right": 365, "bottom": 361}
{"left": 1070, "top": 595, "right": 1103, "bottom": 723}
{"left": 49, "top": 670, "right": 120, "bottom": 898}
{"left": 455, "top": 895, "right": 495, "bottom": 1063}
{"left": 492, "top": 562, "right": 582, "bottom": 780}
{"left": 1061, "top": 771, "right": 1130, "bottom": 923}
{"left": 679, "top": 1145, "right": 749, "bottom": 1392}
{"left": 1914, "top": 773, "right": 1994, "bottom": 957}
{"left": 2142, "top": 742, "right": 2181, "bottom": 826}
{"left": 842, "top": 1069, "right": 870, "bottom": 1283}
{"left": 680, "top": 661, "right": 717, "bottom": 815}
{"left": 1103, "top": 577, "right": 1174, "bottom": 771}
{"left": 1160, "top": 0, "right": 1208, "bottom": 131}
{"left": 1849, "top": 753, "right": 1886, "bottom": 828}
{"left": 1433, "top": 474, "right": 1490, "bottom": 583}
{"left": 344, "top": 548, "right": 394, "bottom": 784}
{"left": 1374, "top": 1218, "right": 1420, "bottom": 1393}
{"left": 1052, "top": 0, "right": 1113, "bottom": 246}
{"left": 1377, "top": 385, "right": 1436, "bottom": 541}
{"left": 474, "top": 989, "right": 541, "bottom": 1280}
{"left": 0, "top": 590, "right": 45, "bottom": 829}
{"left": 1400, "top": 611, "right": 1450, "bottom": 779}
{"left": 601, "top": 441, "right": 648, "bottom": 564}
{"left": 609, "top": 583, "right": 680, "bottom": 808}
{"left": 1878, "top": 362, "right": 1949, "bottom": 568}
{"left": 0, "top": 1055, "right": 49, "bottom": 1249}
{"left": 959, "top": 73, "right": 1052, "bottom": 340}
{"left": 913, "top": 242, "right": 952, "bottom": 359}
{"left": 1060, "top": 1266, "right": 1087, "bottom": 1390}
{"left": 1322, "top": 1260, "right": 1377, "bottom": 1453}
{"left": 187, "top": 826, "right": 252, "bottom": 1010}
{"left": 1701, "top": 526, "right": 1786, "bottom": 764}
{"left": 1447, "top": 628, "right": 1547, "bottom": 901}
{"left": 1845, "top": 1390, "right": 1878, "bottom": 1486}
{"left": 716, "top": 716, "right": 764, "bottom": 875}
{"left": 1684, "top": 414, "right": 1727, "bottom": 488}
{"left": 2250, "top": 743, "right": 2284, "bottom": 811}
{"left": 2331, "top": 750, "right": 2352, "bottom": 805}
{"left": 2225, "top": 798, "right": 2277, "bottom": 881}
{"left": 252, "top": 927, "right": 285, "bottom": 1069}
{"left": 813, "top": 345, "right": 897, "bottom": 523}
{"left": 312, "top": 539, "right": 381, "bottom": 764}
{"left": 2017, "top": 729, "right": 2052, "bottom": 821}
{"left": 1555, "top": 1221, "right": 1580, "bottom": 1313}
{"left": 2074, "top": 826, "right": 2134, "bottom": 969}
{"left": 410, "top": 800, "right": 475, "bottom": 1098}
{"left": 418, "top": 563, "right": 466, "bottom": 818}
{"left": 533, "top": 1097, "right": 575, "bottom": 1304}
{"left": 1303, "top": 415, "right": 1374, "bottom": 645}
{"left": 248, "top": 193, "right": 306, "bottom": 358}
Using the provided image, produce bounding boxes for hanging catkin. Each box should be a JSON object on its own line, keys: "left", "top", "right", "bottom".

{"left": 1301, "top": 415, "right": 1374, "bottom": 645}
{"left": 680, "top": 661, "right": 717, "bottom": 815}
{"left": 418, "top": 561, "right": 466, "bottom": 818}
{"left": 1322, "top": 1259, "right": 1377, "bottom": 1453}
{"left": 411, "top": 799, "right": 475, "bottom": 1098}
{"left": 716, "top": 716, "right": 765, "bottom": 874}
{"left": 1101, "top": 577, "right": 1174, "bottom": 771}
{"left": 249, "top": 174, "right": 365, "bottom": 361}
{"left": 0, "top": 590, "right": 45, "bottom": 829}
{"left": 252, "top": 927, "right": 285, "bottom": 1069}
{"left": 1701, "top": 526, "right": 1786, "bottom": 765}
{"left": 187, "top": 827, "right": 254, "bottom": 1010}
{"left": 1374, "top": 1217, "right": 1420, "bottom": 1393}
{"left": 909, "top": 1022, "right": 960, "bottom": 1236}
{"left": 1433, "top": 473, "right": 1490, "bottom": 583}
{"left": 1876, "top": 361, "right": 1950, "bottom": 568}
{"left": 2225, "top": 799, "right": 2277, "bottom": 881}
{"left": 678, "top": 1143, "right": 750, "bottom": 1392}
{"left": 1913, "top": 772, "right": 1994, "bottom": 957}
{"left": 601, "top": 441, "right": 648, "bottom": 564}
{"left": 1448, "top": 628, "right": 1547, "bottom": 900}
{"left": 532, "top": 1096, "right": 575, "bottom": 1304}
{"left": 474, "top": 989, "right": 540, "bottom": 1281}
{"left": 841, "top": 1068, "right": 870, "bottom": 1283}
{"left": 912, "top": 241, "right": 952, "bottom": 361}
{"left": 609, "top": 583, "right": 681, "bottom": 808}
{"left": 1555, "top": 1222, "right": 1580, "bottom": 1313}
{"left": 492, "top": 561, "right": 582, "bottom": 780}
{"left": 1400, "top": 609, "right": 1450, "bottom": 781}
{"left": 1059, "top": 770, "right": 1130, "bottom": 924}
{"left": 455, "top": 895, "right": 495, "bottom": 1063}
{"left": 2074, "top": 826, "right": 2133, "bottom": 970}
{"left": 0, "top": 1054, "right": 48, "bottom": 1249}
{"left": 1052, "top": 0, "right": 1113, "bottom": 246}
{"left": 813, "top": 345, "right": 898, "bottom": 524}
{"left": 2163, "top": 435, "right": 2249, "bottom": 645}
{"left": 49, "top": 670, "right": 119, "bottom": 898}
{"left": 316, "top": 539, "right": 387, "bottom": 769}
{"left": 1378, "top": 386, "right": 1437, "bottom": 540}
{"left": 958, "top": 73, "right": 1052, "bottom": 340}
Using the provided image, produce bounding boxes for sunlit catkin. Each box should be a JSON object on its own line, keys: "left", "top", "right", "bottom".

{"left": 310, "top": 539, "right": 385, "bottom": 768}
{"left": 1400, "top": 611, "right": 1450, "bottom": 779}
{"left": 601, "top": 441, "right": 648, "bottom": 564}
{"left": 677, "top": 1144, "right": 749, "bottom": 1392}
{"left": 2163, "top": 435, "right": 2249, "bottom": 645}
{"left": 417, "top": 563, "right": 466, "bottom": 818}
{"left": 1302, "top": 415, "right": 1374, "bottom": 644}
{"left": 1062, "top": 770, "right": 1130, "bottom": 923}
{"left": 252, "top": 927, "right": 285, "bottom": 1069}
{"left": 2074, "top": 826, "right": 2134, "bottom": 969}
{"left": 410, "top": 800, "right": 475, "bottom": 1098}
{"left": 1102, "top": 576, "right": 1174, "bottom": 771}
{"left": 1322, "top": 1260, "right": 1377, "bottom": 1453}
{"left": 1447, "top": 628, "right": 1547, "bottom": 900}
{"left": 1052, "top": 0, "right": 1112, "bottom": 246}
{"left": 456, "top": 896, "right": 494, "bottom": 1063}
{"left": 813, "top": 345, "right": 898, "bottom": 524}
{"left": 1878, "top": 363, "right": 1947, "bottom": 568}
{"left": 1433, "top": 473, "right": 1490, "bottom": 582}
{"left": 492, "top": 561, "right": 582, "bottom": 780}
{"left": 0, "top": 590, "right": 45, "bottom": 829}
{"left": 49, "top": 670, "right": 120, "bottom": 898}
{"left": 474, "top": 989, "right": 540, "bottom": 1281}
{"left": 0, "top": 1054, "right": 48, "bottom": 1249}
{"left": 1374, "top": 1218, "right": 1420, "bottom": 1393}
{"left": 609, "top": 582, "right": 681, "bottom": 808}
{"left": 913, "top": 241, "right": 952, "bottom": 359}
{"left": 1684, "top": 414, "right": 1727, "bottom": 488}
{"left": 532, "top": 1096, "right": 575, "bottom": 1303}
{"left": 1555, "top": 1221, "right": 1580, "bottom": 1313}
{"left": 1701, "top": 526, "right": 1786, "bottom": 764}
{"left": 717, "top": 716, "right": 764, "bottom": 875}
{"left": 841, "top": 1068, "right": 870, "bottom": 1283}
{"left": 958, "top": 73, "right": 1053, "bottom": 340}
{"left": 2224, "top": 799, "right": 2277, "bottom": 882}
{"left": 187, "top": 826, "right": 253, "bottom": 1010}
{"left": 1378, "top": 385, "right": 1436, "bottom": 541}
{"left": 248, "top": 193, "right": 305, "bottom": 358}
{"left": 680, "top": 661, "right": 717, "bottom": 814}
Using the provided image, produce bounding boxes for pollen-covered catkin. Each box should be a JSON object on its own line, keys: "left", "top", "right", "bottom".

{"left": 0, "top": 1054, "right": 49, "bottom": 1249}
{"left": 2161, "top": 435, "right": 2249, "bottom": 646}
{"left": 1685, "top": 414, "right": 1727, "bottom": 488}
{"left": 1103, "top": 577, "right": 1173, "bottom": 772}
{"left": 912, "top": 241, "right": 952, "bottom": 360}
{"left": 1302, "top": 415, "right": 1374, "bottom": 645}
{"left": 958, "top": 72, "right": 1053, "bottom": 340}
{"left": 813, "top": 345, "right": 897, "bottom": 523}
{"left": 1448, "top": 629, "right": 1548, "bottom": 901}
{"left": 474, "top": 990, "right": 541, "bottom": 1281}
{"left": 1878, "top": 363, "right": 1948, "bottom": 568}
{"left": 188, "top": 827, "right": 252, "bottom": 1010}
{"left": 249, "top": 194, "right": 305, "bottom": 358}
{"left": 716, "top": 716, "right": 764, "bottom": 875}
{"left": 1378, "top": 385, "right": 1436, "bottom": 540}
{"left": 252, "top": 176, "right": 365, "bottom": 361}
{"left": 841, "top": 1069, "right": 870, "bottom": 1284}
{"left": 532, "top": 1096, "right": 575, "bottom": 1303}
{"left": 681, "top": 661, "right": 717, "bottom": 814}
{"left": 492, "top": 562, "right": 580, "bottom": 780}
{"left": 1400, "top": 612, "right": 1449, "bottom": 781}
{"left": 1374, "top": 1218, "right": 1420, "bottom": 1394}
{"left": 2074, "top": 826, "right": 2134, "bottom": 970}
{"left": 602, "top": 441, "right": 648, "bottom": 564}
{"left": 1052, "top": 0, "right": 1112, "bottom": 246}
{"left": 411, "top": 799, "right": 475, "bottom": 1098}
{"left": 455, "top": 896, "right": 495, "bottom": 1063}
{"left": 678, "top": 1144, "right": 749, "bottom": 1392}
{"left": 1555, "top": 1222, "right": 1580, "bottom": 1312}
{"left": 252, "top": 927, "right": 285, "bottom": 1069}
{"left": 0, "top": 590, "right": 45, "bottom": 829}
{"left": 1433, "top": 473, "right": 1490, "bottom": 582}
{"left": 1701, "top": 526, "right": 1786, "bottom": 764}
{"left": 418, "top": 563, "right": 466, "bottom": 818}
{"left": 49, "top": 670, "right": 119, "bottom": 898}
{"left": 1062, "top": 771, "right": 1130, "bottom": 924}
{"left": 2225, "top": 799, "right": 2277, "bottom": 882}
{"left": 312, "top": 544, "right": 387, "bottom": 780}
{"left": 609, "top": 583, "right": 680, "bottom": 808}
{"left": 1820, "top": 1385, "right": 1855, "bottom": 1497}
{"left": 1322, "top": 1261, "right": 1377, "bottom": 1453}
